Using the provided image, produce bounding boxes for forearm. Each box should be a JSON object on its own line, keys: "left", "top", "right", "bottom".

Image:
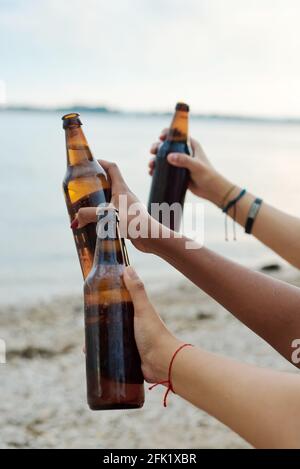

{"left": 150, "top": 232, "right": 300, "bottom": 365}
{"left": 250, "top": 201, "right": 300, "bottom": 268}
{"left": 210, "top": 174, "right": 300, "bottom": 268}
{"left": 169, "top": 345, "right": 300, "bottom": 448}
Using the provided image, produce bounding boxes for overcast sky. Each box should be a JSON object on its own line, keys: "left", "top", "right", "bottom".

{"left": 1, "top": 0, "right": 300, "bottom": 115}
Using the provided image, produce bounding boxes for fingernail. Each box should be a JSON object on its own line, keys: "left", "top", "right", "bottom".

{"left": 126, "top": 266, "right": 137, "bottom": 279}
{"left": 70, "top": 218, "right": 79, "bottom": 229}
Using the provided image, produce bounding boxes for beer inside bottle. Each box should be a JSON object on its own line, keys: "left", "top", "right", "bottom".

{"left": 84, "top": 206, "right": 144, "bottom": 410}
{"left": 62, "top": 113, "right": 111, "bottom": 278}
{"left": 148, "top": 102, "right": 191, "bottom": 231}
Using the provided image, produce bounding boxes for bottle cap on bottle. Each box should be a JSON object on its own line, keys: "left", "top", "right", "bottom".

{"left": 175, "top": 102, "right": 189, "bottom": 112}
{"left": 62, "top": 113, "right": 82, "bottom": 129}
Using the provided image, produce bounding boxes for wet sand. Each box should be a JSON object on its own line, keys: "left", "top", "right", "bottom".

{"left": 0, "top": 268, "right": 298, "bottom": 449}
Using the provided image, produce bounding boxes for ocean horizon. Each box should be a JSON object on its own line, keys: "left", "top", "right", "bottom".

{"left": 2, "top": 105, "right": 300, "bottom": 125}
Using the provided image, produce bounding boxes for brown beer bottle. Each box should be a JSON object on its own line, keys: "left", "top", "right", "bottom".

{"left": 148, "top": 102, "right": 191, "bottom": 231}
{"left": 84, "top": 205, "right": 144, "bottom": 410}
{"left": 62, "top": 113, "right": 111, "bottom": 278}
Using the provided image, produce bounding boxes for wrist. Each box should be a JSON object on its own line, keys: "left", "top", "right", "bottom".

{"left": 149, "top": 334, "right": 181, "bottom": 383}
{"left": 142, "top": 218, "right": 172, "bottom": 255}
{"left": 204, "top": 171, "right": 236, "bottom": 208}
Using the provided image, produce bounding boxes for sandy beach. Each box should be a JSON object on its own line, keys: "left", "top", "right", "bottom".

{"left": 0, "top": 266, "right": 298, "bottom": 449}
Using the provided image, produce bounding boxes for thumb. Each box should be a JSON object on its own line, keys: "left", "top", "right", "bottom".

{"left": 98, "top": 159, "right": 128, "bottom": 192}
{"left": 123, "top": 266, "right": 150, "bottom": 317}
{"left": 167, "top": 152, "right": 200, "bottom": 172}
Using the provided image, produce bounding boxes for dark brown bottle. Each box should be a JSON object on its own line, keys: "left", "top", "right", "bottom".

{"left": 62, "top": 113, "right": 111, "bottom": 278}
{"left": 148, "top": 102, "right": 191, "bottom": 231}
{"left": 84, "top": 205, "right": 144, "bottom": 410}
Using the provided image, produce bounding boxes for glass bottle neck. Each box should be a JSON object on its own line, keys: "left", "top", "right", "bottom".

{"left": 64, "top": 125, "right": 94, "bottom": 166}
{"left": 167, "top": 110, "right": 189, "bottom": 142}
{"left": 93, "top": 215, "right": 125, "bottom": 267}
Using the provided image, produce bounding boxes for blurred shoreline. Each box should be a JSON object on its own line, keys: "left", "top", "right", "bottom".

{"left": 0, "top": 266, "right": 298, "bottom": 449}
{"left": 2, "top": 105, "right": 300, "bottom": 124}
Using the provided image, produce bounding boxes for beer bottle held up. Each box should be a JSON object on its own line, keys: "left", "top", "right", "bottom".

{"left": 148, "top": 102, "right": 192, "bottom": 231}
{"left": 84, "top": 205, "right": 144, "bottom": 410}
{"left": 62, "top": 113, "right": 111, "bottom": 278}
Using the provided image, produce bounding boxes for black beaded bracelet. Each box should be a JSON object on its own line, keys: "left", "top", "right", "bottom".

{"left": 245, "top": 198, "right": 263, "bottom": 234}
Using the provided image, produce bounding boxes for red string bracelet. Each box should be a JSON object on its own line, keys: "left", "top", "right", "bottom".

{"left": 148, "top": 343, "right": 194, "bottom": 407}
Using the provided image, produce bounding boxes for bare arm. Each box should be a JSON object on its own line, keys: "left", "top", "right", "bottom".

{"left": 124, "top": 267, "right": 300, "bottom": 449}
{"left": 149, "top": 227, "right": 300, "bottom": 367}
{"left": 216, "top": 183, "right": 300, "bottom": 269}
{"left": 150, "top": 132, "right": 300, "bottom": 268}
{"left": 172, "top": 346, "right": 300, "bottom": 448}
{"left": 75, "top": 161, "right": 300, "bottom": 366}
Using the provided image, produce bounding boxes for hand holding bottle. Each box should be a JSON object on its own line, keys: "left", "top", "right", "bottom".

{"left": 74, "top": 159, "right": 160, "bottom": 253}
{"left": 123, "top": 266, "right": 180, "bottom": 384}
{"left": 84, "top": 207, "right": 144, "bottom": 410}
{"left": 149, "top": 129, "right": 234, "bottom": 207}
